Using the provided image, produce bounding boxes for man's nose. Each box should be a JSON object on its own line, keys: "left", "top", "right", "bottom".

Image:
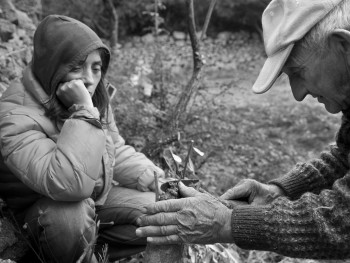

{"left": 291, "top": 84, "right": 308, "bottom": 102}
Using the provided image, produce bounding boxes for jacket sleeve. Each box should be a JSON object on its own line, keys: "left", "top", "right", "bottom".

{"left": 106, "top": 106, "right": 164, "bottom": 191}
{"left": 269, "top": 144, "right": 349, "bottom": 199}
{"left": 231, "top": 173, "right": 350, "bottom": 259}
{"left": 0, "top": 105, "right": 106, "bottom": 201}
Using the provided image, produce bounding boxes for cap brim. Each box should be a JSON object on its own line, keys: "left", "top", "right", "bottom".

{"left": 252, "top": 44, "right": 294, "bottom": 94}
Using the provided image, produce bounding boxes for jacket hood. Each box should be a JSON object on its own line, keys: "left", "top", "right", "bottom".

{"left": 32, "top": 15, "right": 110, "bottom": 96}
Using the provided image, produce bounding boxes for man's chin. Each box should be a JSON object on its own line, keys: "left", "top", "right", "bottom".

{"left": 324, "top": 104, "right": 342, "bottom": 114}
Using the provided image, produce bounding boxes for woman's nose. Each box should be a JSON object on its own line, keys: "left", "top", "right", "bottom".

{"left": 82, "top": 69, "right": 94, "bottom": 84}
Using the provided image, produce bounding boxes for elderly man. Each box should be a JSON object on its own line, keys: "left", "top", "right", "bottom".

{"left": 136, "top": 0, "right": 350, "bottom": 259}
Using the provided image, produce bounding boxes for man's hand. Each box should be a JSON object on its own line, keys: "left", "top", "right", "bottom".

{"left": 56, "top": 79, "right": 93, "bottom": 108}
{"left": 220, "top": 179, "right": 285, "bottom": 205}
{"left": 136, "top": 182, "right": 233, "bottom": 245}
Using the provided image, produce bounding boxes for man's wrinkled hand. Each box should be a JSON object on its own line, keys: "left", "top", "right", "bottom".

{"left": 220, "top": 179, "right": 285, "bottom": 205}
{"left": 136, "top": 182, "right": 233, "bottom": 245}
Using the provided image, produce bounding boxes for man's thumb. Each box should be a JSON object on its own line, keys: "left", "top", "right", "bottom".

{"left": 178, "top": 182, "right": 200, "bottom": 197}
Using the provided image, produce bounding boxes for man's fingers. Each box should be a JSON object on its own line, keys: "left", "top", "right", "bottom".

{"left": 220, "top": 183, "right": 251, "bottom": 200}
{"left": 136, "top": 225, "right": 178, "bottom": 238}
{"left": 147, "top": 235, "right": 182, "bottom": 245}
{"left": 137, "top": 212, "right": 178, "bottom": 226}
{"left": 143, "top": 199, "right": 186, "bottom": 214}
{"left": 178, "top": 182, "right": 201, "bottom": 197}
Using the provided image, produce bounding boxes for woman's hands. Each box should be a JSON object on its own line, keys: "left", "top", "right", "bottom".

{"left": 221, "top": 179, "right": 285, "bottom": 205}
{"left": 136, "top": 182, "right": 233, "bottom": 245}
{"left": 56, "top": 79, "right": 93, "bottom": 108}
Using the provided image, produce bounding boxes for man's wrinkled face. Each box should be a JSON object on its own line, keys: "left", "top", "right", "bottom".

{"left": 282, "top": 46, "right": 350, "bottom": 114}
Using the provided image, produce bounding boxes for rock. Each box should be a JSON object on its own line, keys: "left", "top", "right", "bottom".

{"left": 141, "top": 33, "right": 155, "bottom": 44}
{"left": 0, "top": 0, "right": 17, "bottom": 23}
{"left": 12, "top": 0, "right": 42, "bottom": 24}
{"left": 132, "top": 35, "right": 142, "bottom": 44}
{"left": 216, "top": 31, "right": 232, "bottom": 42}
{"left": 0, "top": 18, "right": 15, "bottom": 41}
{"left": 174, "top": 40, "right": 186, "bottom": 47}
{"left": 0, "top": 217, "right": 28, "bottom": 262}
{"left": 14, "top": 9, "right": 35, "bottom": 31}
{"left": 0, "top": 82, "right": 8, "bottom": 97}
{"left": 172, "top": 31, "right": 186, "bottom": 41}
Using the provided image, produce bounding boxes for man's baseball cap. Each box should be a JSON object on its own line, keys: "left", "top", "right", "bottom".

{"left": 252, "top": 0, "right": 344, "bottom": 94}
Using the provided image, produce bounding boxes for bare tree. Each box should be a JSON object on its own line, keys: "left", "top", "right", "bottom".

{"left": 143, "top": 0, "right": 217, "bottom": 262}
{"left": 170, "top": 0, "right": 216, "bottom": 132}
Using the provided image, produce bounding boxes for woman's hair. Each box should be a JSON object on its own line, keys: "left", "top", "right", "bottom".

{"left": 45, "top": 48, "right": 110, "bottom": 124}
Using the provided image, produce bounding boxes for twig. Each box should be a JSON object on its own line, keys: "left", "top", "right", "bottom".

{"left": 76, "top": 221, "right": 99, "bottom": 263}
{"left": 182, "top": 140, "right": 194, "bottom": 179}
{"left": 8, "top": 212, "right": 46, "bottom": 263}
{"left": 200, "top": 0, "right": 217, "bottom": 40}
{"left": 154, "top": 0, "right": 159, "bottom": 42}
{"left": 154, "top": 172, "right": 160, "bottom": 202}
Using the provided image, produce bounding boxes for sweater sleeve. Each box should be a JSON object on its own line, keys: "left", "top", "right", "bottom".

{"left": 270, "top": 144, "right": 349, "bottom": 199}
{"left": 231, "top": 172, "right": 350, "bottom": 259}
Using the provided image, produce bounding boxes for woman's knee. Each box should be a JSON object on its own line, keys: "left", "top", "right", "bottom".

{"left": 25, "top": 197, "right": 96, "bottom": 234}
{"left": 24, "top": 197, "right": 97, "bottom": 262}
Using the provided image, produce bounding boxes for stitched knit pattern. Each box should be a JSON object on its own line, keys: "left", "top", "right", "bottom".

{"left": 231, "top": 113, "right": 350, "bottom": 259}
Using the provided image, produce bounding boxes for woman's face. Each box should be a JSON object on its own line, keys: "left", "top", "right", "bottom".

{"left": 62, "top": 50, "right": 103, "bottom": 97}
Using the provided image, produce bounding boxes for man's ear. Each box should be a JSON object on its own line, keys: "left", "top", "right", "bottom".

{"left": 328, "top": 29, "right": 350, "bottom": 56}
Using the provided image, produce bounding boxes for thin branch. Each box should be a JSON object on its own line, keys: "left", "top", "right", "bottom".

{"left": 154, "top": 172, "right": 160, "bottom": 202}
{"left": 170, "top": 0, "right": 217, "bottom": 131}
{"left": 200, "top": 0, "right": 217, "bottom": 40}
{"left": 170, "top": 0, "right": 203, "bottom": 131}
{"left": 182, "top": 140, "right": 194, "bottom": 179}
{"left": 187, "top": 0, "right": 201, "bottom": 71}
{"left": 154, "top": 0, "right": 159, "bottom": 42}
{"left": 104, "top": 0, "right": 119, "bottom": 48}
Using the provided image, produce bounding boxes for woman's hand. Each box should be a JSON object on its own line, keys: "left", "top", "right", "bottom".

{"left": 56, "top": 79, "right": 93, "bottom": 108}
{"left": 220, "top": 179, "right": 285, "bottom": 205}
{"left": 136, "top": 182, "right": 233, "bottom": 245}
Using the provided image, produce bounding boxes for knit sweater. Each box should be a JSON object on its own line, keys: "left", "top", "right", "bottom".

{"left": 231, "top": 112, "right": 350, "bottom": 259}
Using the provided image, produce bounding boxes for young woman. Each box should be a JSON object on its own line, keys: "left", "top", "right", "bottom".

{"left": 0, "top": 15, "right": 163, "bottom": 262}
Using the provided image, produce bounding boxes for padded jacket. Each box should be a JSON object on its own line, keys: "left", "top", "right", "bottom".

{"left": 0, "top": 66, "right": 162, "bottom": 211}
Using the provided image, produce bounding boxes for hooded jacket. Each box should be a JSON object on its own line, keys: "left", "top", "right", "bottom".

{"left": 0, "top": 15, "right": 161, "bottom": 212}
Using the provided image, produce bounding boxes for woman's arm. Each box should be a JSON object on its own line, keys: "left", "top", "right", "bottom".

{"left": 106, "top": 106, "right": 164, "bottom": 191}
{"left": 0, "top": 104, "right": 106, "bottom": 201}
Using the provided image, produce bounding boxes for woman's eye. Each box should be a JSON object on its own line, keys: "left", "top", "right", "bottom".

{"left": 71, "top": 66, "right": 82, "bottom": 72}
{"left": 93, "top": 66, "right": 102, "bottom": 72}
